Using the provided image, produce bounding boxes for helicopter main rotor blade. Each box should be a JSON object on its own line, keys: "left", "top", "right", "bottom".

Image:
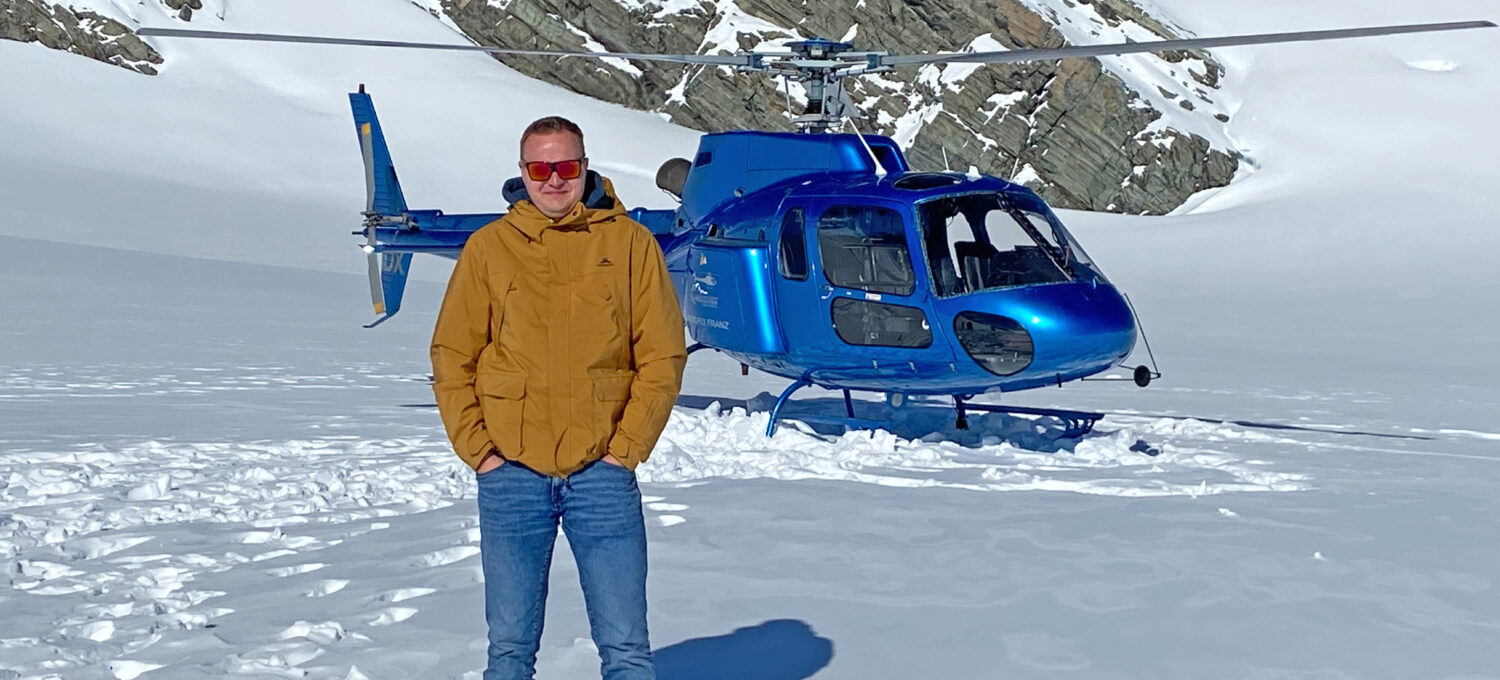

{"left": 135, "top": 27, "right": 757, "bottom": 66}
{"left": 877, "top": 20, "right": 1496, "bottom": 67}
{"left": 137, "top": 21, "right": 1496, "bottom": 84}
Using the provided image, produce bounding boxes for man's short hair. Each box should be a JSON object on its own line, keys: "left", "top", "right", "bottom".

{"left": 520, "top": 116, "right": 585, "bottom": 156}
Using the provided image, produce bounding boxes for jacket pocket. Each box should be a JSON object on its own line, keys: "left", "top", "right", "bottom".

{"left": 477, "top": 370, "right": 526, "bottom": 459}
{"left": 591, "top": 369, "right": 635, "bottom": 448}
{"left": 575, "top": 272, "right": 626, "bottom": 349}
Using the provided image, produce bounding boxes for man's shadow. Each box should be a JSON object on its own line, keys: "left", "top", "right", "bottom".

{"left": 655, "top": 619, "right": 833, "bottom": 680}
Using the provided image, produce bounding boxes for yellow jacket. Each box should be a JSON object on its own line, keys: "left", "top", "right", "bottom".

{"left": 430, "top": 177, "right": 686, "bottom": 475}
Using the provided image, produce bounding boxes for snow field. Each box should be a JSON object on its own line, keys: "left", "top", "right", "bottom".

{"left": 2, "top": 0, "right": 1498, "bottom": 676}
{"left": 0, "top": 405, "right": 1317, "bottom": 678}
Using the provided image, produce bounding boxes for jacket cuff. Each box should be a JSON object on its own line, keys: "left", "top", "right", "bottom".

{"left": 462, "top": 442, "right": 497, "bottom": 472}
{"left": 607, "top": 431, "right": 644, "bottom": 470}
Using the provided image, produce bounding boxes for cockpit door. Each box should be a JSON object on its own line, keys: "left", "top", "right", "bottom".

{"left": 798, "top": 201, "right": 957, "bottom": 386}
{"left": 771, "top": 207, "right": 818, "bottom": 358}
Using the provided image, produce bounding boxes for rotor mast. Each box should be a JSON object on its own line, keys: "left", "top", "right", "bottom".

{"left": 773, "top": 38, "right": 872, "bottom": 133}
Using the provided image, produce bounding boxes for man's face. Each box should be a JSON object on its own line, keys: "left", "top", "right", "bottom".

{"left": 519, "top": 131, "right": 587, "bottom": 220}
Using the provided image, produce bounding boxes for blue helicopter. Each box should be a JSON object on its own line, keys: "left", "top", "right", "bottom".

{"left": 144, "top": 20, "right": 1494, "bottom": 437}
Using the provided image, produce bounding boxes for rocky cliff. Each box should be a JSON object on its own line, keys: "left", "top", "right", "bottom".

{"left": 0, "top": 0, "right": 163, "bottom": 75}
{"left": 435, "top": 0, "right": 1239, "bottom": 214}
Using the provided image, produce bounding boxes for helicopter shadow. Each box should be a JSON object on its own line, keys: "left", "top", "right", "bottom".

{"left": 655, "top": 619, "right": 834, "bottom": 680}
{"left": 675, "top": 393, "right": 1093, "bottom": 454}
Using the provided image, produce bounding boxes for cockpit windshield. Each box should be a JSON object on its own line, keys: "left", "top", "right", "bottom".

{"left": 916, "top": 192, "right": 1103, "bottom": 297}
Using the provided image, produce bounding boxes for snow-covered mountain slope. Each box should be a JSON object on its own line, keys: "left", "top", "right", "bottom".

{"left": 1, "top": 0, "right": 1497, "bottom": 678}
{"left": 2, "top": 0, "right": 700, "bottom": 279}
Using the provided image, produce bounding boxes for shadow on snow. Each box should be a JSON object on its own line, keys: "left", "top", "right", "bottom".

{"left": 656, "top": 619, "right": 833, "bottom": 680}
{"left": 676, "top": 392, "right": 1098, "bottom": 453}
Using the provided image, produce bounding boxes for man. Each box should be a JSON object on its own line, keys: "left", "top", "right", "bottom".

{"left": 430, "top": 116, "right": 686, "bottom": 680}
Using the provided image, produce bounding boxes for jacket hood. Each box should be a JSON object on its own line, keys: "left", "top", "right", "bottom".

{"left": 501, "top": 170, "right": 628, "bottom": 240}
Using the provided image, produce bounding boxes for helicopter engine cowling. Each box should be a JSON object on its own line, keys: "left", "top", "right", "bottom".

{"left": 683, "top": 238, "right": 785, "bottom": 356}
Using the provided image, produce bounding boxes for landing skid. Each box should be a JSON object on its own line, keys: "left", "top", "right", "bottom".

{"left": 763, "top": 380, "right": 1104, "bottom": 439}
{"left": 953, "top": 399, "right": 1102, "bottom": 439}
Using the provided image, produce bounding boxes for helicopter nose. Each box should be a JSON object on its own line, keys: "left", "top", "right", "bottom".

{"left": 955, "top": 282, "right": 1136, "bottom": 380}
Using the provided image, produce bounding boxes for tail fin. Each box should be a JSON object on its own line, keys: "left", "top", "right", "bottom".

{"left": 350, "top": 85, "right": 408, "bottom": 215}
{"left": 350, "top": 85, "right": 412, "bottom": 328}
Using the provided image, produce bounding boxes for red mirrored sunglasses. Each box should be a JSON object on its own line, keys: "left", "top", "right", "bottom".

{"left": 523, "top": 158, "right": 585, "bottom": 182}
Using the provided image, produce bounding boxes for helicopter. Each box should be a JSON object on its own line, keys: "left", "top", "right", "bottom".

{"left": 141, "top": 20, "right": 1494, "bottom": 438}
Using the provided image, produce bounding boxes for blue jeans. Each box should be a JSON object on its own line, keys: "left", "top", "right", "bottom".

{"left": 476, "top": 459, "right": 654, "bottom": 680}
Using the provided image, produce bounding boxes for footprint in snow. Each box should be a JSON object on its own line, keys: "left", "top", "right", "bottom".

{"left": 375, "top": 587, "right": 437, "bottom": 604}
{"left": 410, "top": 545, "right": 480, "bottom": 568}
{"left": 303, "top": 579, "right": 349, "bottom": 597}
{"left": 267, "top": 562, "right": 325, "bottom": 577}
{"left": 367, "top": 607, "right": 419, "bottom": 626}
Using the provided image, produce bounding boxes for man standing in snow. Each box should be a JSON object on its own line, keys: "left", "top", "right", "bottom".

{"left": 430, "top": 116, "right": 686, "bottom": 680}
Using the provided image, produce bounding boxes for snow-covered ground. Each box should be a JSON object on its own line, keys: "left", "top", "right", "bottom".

{"left": 2, "top": 0, "right": 1497, "bottom": 678}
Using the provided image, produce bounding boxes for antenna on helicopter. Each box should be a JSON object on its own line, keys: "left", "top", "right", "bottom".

{"left": 844, "top": 118, "right": 887, "bottom": 179}
{"left": 780, "top": 77, "right": 794, "bottom": 124}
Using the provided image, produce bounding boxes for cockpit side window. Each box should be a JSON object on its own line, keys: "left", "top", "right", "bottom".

{"left": 777, "top": 208, "right": 808, "bottom": 281}
{"left": 817, "top": 205, "right": 915, "bottom": 296}
{"left": 919, "top": 193, "right": 1087, "bottom": 296}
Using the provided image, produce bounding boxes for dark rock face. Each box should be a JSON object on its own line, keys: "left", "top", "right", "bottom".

{"left": 436, "top": 0, "right": 1238, "bottom": 214}
{"left": 0, "top": 0, "right": 164, "bottom": 75}
{"left": 162, "top": 0, "right": 205, "bottom": 22}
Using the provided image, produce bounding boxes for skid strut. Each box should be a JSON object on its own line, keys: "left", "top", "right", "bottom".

{"left": 765, "top": 380, "right": 883, "bottom": 437}
{"left": 766, "top": 379, "right": 812, "bottom": 437}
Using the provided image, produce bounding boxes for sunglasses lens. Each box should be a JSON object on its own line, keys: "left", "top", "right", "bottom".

{"left": 555, "top": 160, "right": 583, "bottom": 180}
{"left": 524, "top": 160, "right": 584, "bottom": 181}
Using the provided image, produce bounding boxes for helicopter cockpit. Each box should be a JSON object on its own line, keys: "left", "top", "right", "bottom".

{"left": 916, "top": 191, "right": 1105, "bottom": 297}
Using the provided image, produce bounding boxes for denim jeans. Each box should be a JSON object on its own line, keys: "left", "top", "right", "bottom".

{"left": 476, "top": 458, "right": 654, "bottom": 680}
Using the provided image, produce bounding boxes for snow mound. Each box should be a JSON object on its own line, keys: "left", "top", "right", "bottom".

{"left": 647, "top": 403, "right": 1310, "bottom": 497}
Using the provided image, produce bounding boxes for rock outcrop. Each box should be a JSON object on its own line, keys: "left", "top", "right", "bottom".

{"left": 438, "top": 0, "right": 1239, "bottom": 214}
{"left": 0, "top": 0, "right": 163, "bottom": 75}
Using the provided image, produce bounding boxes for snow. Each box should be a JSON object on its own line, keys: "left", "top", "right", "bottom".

{"left": 1015, "top": 0, "right": 1239, "bottom": 153}
{"left": 1011, "top": 163, "right": 1042, "bottom": 186}
{"left": 611, "top": 0, "right": 705, "bottom": 20}
{"left": 2, "top": 0, "right": 1498, "bottom": 678}
{"left": 661, "top": 0, "right": 805, "bottom": 114}
{"left": 697, "top": 0, "right": 794, "bottom": 56}
{"left": 935, "top": 33, "right": 1009, "bottom": 90}
{"left": 889, "top": 102, "right": 944, "bottom": 149}
{"left": 563, "top": 20, "right": 644, "bottom": 76}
